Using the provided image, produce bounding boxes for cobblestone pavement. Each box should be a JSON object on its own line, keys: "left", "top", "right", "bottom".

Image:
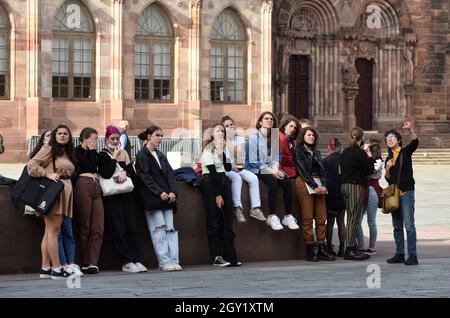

{"left": 1, "top": 164, "right": 449, "bottom": 298}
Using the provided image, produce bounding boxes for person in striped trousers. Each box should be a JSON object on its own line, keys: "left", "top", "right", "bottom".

{"left": 339, "top": 127, "right": 375, "bottom": 260}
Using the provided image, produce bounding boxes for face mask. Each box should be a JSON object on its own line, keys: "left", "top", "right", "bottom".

{"left": 107, "top": 143, "right": 116, "bottom": 149}
{"left": 43, "top": 141, "right": 49, "bottom": 145}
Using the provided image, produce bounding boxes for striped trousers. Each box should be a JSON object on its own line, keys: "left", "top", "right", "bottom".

{"left": 341, "top": 183, "right": 364, "bottom": 248}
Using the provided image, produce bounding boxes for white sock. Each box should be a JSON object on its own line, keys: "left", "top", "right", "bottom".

{"left": 52, "top": 266, "right": 62, "bottom": 273}
{"left": 41, "top": 266, "right": 50, "bottom": 271}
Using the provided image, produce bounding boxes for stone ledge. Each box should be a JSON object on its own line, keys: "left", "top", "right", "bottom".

{"left": 0, "top": 182, "right": 305, "bottom": 274}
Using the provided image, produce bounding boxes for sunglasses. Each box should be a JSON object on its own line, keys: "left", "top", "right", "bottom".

{"left": 384, "top": 136, "right": 397, "bottom": 141}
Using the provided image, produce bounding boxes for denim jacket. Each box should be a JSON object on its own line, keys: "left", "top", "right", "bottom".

{"left": 244, "top": 129, "right": 279, "bottom": 174}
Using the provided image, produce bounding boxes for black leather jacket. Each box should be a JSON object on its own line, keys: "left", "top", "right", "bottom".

{"left": 295, "top": 145, "right": 326, "bottom": 189}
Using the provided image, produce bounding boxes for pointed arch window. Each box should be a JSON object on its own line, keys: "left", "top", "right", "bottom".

{"left": 0, "top": 6, "right": 10, "bottom": 98}
{"left": 135, "top": 4, "right": 174, "bottom": 102}
{"left": 52, "top": 0, "right": 95, "bottom": 100}
{"left": 210, "top": 9, "right": 246, "bottom": 103}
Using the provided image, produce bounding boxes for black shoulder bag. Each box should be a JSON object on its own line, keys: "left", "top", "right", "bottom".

{"left": 10, "top": 158, "right": 65, "bottom": 215}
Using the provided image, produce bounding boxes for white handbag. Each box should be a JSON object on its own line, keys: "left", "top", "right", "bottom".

{"left": 99, "top": 161, "right": 134, "bottom": 197}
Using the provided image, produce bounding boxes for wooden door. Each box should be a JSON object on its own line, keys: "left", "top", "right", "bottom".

{"left": 288, "top": 55, "right": 309, "bottom": 119}
{"left": 355, "top": 58, "right": 373, "bottom": 130}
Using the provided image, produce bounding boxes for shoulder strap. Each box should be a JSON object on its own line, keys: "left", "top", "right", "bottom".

{"left": 256, "top": 132, "right": 260, "bottom": 162}
{"left": 396, "top": 152, "right": 403, "bottom": 186}
{"left": 52, "top": 156, "right": 57, "bottom": 173}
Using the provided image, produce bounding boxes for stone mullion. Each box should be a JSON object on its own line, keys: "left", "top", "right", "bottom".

{"left": 111, "top": 0, "right": 123, "bottom": 100}
{"left": 260, "top": 0, "right": 272, "bottom": 106}
{"left": 379, "top": 48, "right": 385, "bottom": 115}
{"left": 310, "top": 44, "right": 315, "bottom": 117}
{"left": 25, "top": 0, "right": 40, "bottom": 138}
{"left": 386, "top": 48, "right": 395, "bottom": 115}
{"left": 333, "top": 44, "right": 338, "bottom": 115}
{"left": 374, "top": 47, "right": 379, "bottom": 116}
{"left": 110, "top": 0, "right": 124, "bottom": 123}
{"left": 324, "top": 44, "right": 329, "bottom": 115}
{"left": 188, "top": 0, "right": 201, "bottom": 101}
{"left": 314, "top": 44, "right": 319, "bottom": 116}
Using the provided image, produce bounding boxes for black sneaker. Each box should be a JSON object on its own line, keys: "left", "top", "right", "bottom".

{"left": 405, "top": 255, "right": 419, "bottom": 265}
{"left": 386, "top": 254, "right": 405, "bottom": 264}
{"left": 39, "top": 268, "right": 52, "bottom": 279}
{"left": 212, "top": 256, "right": 231, "bottom": 267}
{"left": 51, "top": 269, "right": 71, "bottom": 280}
{"left": 81, "top": 264, "right": 99, "bottom": 274}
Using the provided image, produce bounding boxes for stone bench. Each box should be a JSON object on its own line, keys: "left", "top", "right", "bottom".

{"left": 0, "top": 181, "right": 305, "bottom": 274}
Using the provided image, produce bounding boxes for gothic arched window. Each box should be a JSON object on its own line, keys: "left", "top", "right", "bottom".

{"left": 135, "top": 4, "right": 174, "bottom": 102}
{"left": 0, "top": 6, "right": 10, "bottom": 98}
{"left": 52, "top": 0, "right": 95, "bottom": 99}
{"left": 210, "top": 9, "right": 246, "bottom": 103}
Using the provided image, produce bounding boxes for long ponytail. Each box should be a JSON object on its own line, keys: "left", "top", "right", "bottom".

{"left": 348, "top": 127, "right": 364, "bottom": 149}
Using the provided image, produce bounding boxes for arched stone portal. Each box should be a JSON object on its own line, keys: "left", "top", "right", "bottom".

{"left": 274, "top": 0, "right": 415, "bottom": 133}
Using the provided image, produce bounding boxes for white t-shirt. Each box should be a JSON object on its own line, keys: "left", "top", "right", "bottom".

{"left": 151, "top": 150, "right": 161, "bottom": 168}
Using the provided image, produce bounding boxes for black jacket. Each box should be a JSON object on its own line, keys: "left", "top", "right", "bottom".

{"left": 98, "top": 149, "right": 136, "bottom": 180}
{"left": 323, "top": 152, "right": 345, "bottom": 210}
{"left": 385, "top": 138, "right": 419, "bottom": 192}
{"left": 340, "top": 146, "right": 375, "bottom": 186}
{"left": 294, "top": 145, "right": 326, "bottom": 189}
{"left": 135, "top": 146, "right": 177, "bottom": 212}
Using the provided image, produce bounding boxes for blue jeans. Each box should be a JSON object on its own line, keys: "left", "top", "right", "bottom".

{"left": 145, "top": 209, "right": 179, "bottom": 267}
{"left": 58, "top": 218, "right": 76, "bottom": 265}
{"left": 356, "top": 186, "right": 378, "bottom": 249}
{"left": 391, "top": 190, "right": 417, "bottom": 256}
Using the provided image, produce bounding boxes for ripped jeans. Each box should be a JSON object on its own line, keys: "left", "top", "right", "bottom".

{"left": 145, "top": 209, "right": 179, "bottom": 267}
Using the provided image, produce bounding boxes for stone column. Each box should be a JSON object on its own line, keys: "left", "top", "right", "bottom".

{"left": 110, "top": 0, "right": 124, "bottom": 123}
{"left": 343, "top": 87, "right": 359, "bottom": 131}
{"left": 260, "top": 0, "right": 273, "bottom": 113}
{"left": 188, "top": 0, "right": 201, "bottom": 131}
{"left": 342, "top": 54, "right": 359, "bottom": 131}
{"left": 404, "top": 81, "right": 414, "bottom": 125}
{"left": 26, "top": 0, "right": 40, "bottom": 138}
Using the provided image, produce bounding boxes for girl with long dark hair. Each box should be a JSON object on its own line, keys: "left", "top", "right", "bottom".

{"left": 135, "top": 126, "right": 182, "bottom": 271}
{"left": 27, "top": 124, "right": 76, "bottom": 279}
{"left": 244, "top": 111, "right": 295, "bottom": 231}
{"left": 201, "top": 123, "right": 239, "bottom": 267}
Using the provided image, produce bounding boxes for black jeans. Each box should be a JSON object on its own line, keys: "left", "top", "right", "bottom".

{"left": 103, "top": 192, "right": 141, "bottom": 265}
{"left": 257, "top": 173, "right": 293, "bottom": 215}
{"left": 201, "top": 174, "right": 237, "bottom": 264}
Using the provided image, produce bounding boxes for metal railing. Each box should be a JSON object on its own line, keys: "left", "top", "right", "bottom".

{"left": 27, "top": 136, "right": 201, "bottom": 163}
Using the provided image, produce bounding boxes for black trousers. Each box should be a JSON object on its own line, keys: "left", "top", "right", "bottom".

{"left": 201, "top": 175, "right": 237, "bottom": 264}
{"left": 103, "top": 192, "right": 141, "bottom": 265}
{"left": 257, "top": 173, "right": 293, "bottom": 215}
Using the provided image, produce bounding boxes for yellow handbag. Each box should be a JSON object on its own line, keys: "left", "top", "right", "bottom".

{"left": 381, "top": 153, "right": 403, "bottom": 214}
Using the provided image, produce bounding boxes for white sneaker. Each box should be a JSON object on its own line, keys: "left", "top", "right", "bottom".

{"left": 234, "top": 206, "right": 246, "bottom": 223}
{"left": 161, "top": 263, "right": 177, "bottom": 271}
{"left": 64, "top": 265, "right": 75, "bottom": 275}
{"left": 172, "top": 263, "right": 182, "bottom": 271}
{"left": 122, "top": 262, "right": 141, "bottom": 273}
{"left": 266, "top": 214, "right": 283, "bottom": 230}
{"left": 250, "top": 207, "right": 267, "bottom": 221}
{"left": 134, "top": 262, "right": 148, "bottom": 272}
{"left": 281, "top": 214, "right": 300, "bottom": 230}
{"left": 65, "top": 264, "right": 83, "bottom": 277}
